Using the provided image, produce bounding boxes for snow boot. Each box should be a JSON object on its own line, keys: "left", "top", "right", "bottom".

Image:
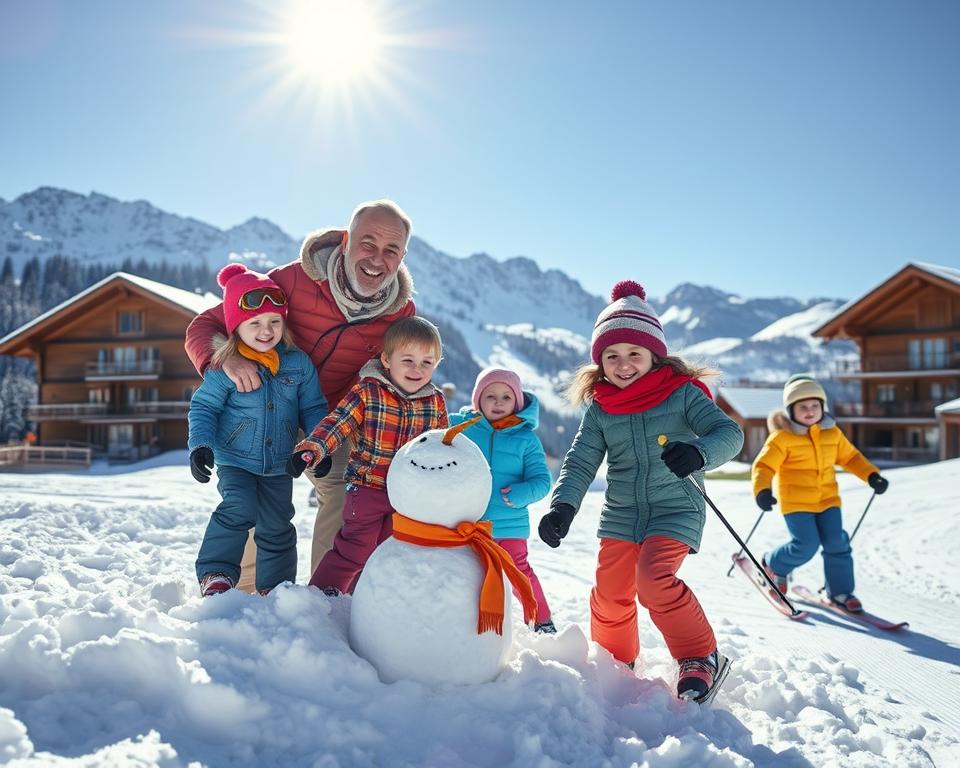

{"left": 534, "top": 619, "right": 557, "bottom": 634}
{"left": 677, "top": 650, "right": 719, "bottom": 701}
{"left": 828, "top": 593, "right": 863, "bottom": 613}
{"left": 200, "top": 572, "right": 234, "bottom": 597}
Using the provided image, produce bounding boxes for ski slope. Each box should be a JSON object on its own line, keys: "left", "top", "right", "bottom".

{"left": 0, "top": 456, "right": 957, "bottom": 766}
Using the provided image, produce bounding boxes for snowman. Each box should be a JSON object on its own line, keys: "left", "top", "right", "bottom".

{"left": 349, "top": 418, "right": 538, "bottom": 686}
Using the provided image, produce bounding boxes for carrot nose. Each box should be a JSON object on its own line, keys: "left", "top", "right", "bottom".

{"left": 441, "top": 415, "right": 482, "bottom": 445}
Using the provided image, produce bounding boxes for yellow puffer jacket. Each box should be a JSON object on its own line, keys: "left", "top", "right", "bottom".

{"left": 752, "top": 411, "right": 878, "bottom": 514}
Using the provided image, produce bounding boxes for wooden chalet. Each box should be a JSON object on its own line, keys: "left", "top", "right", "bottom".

{"left": 716, "top": 386, "right": 784, "bottom": 462}
{"left": 0, "top": 272, "right": 219, "bottom": 464}
{"left": 813, "top": 262, "right": 960, "bottom": 464}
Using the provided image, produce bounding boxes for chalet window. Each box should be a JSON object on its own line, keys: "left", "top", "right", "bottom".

{"left": 117, "top": 310, "right": 144, "bottom": 336}
{"left": 931, "top": 382, "right": 943, "bottom": 401}
{"left": 924, "top": 338, "right": 947, "bottom": 369}
{"left": 876, "top": 384, "right": 896, "bottom": 403}
{"left": 908, "top": 340, "right": 921, "bottom": 370}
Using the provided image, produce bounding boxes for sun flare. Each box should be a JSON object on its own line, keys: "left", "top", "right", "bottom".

{"left": 279, "top": 0, "right": 386, "bottom": 93}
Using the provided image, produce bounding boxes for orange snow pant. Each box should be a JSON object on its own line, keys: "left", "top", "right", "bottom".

{"left": 590, "top": 536, "right": 715, "bottom": 664}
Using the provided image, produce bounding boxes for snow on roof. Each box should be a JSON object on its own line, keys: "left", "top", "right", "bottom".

{"left": 0, "top": 271, "right": 220, "bottom": 348}
{"left": 718, "top": 386, "right": 783, "bottom": 419}
{"left": 935, "top": 397, "right": 960, "bottom": 414}
{"left": 814, "top": 262, "right": 960, "bottom": 335}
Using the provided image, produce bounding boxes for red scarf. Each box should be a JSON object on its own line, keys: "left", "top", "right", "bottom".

{"left": 593, "top": 366, "right": 712, "bottom": 415}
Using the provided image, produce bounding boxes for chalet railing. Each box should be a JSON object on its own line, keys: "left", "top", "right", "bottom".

{"left": 85, "top": 359, "right": 163, "bottom": 378}
{"left": 29, "top": 401, "right": 190, "bottom": 419}
{"left": 833, "top": 400, "right": 939, "bottom": 418}
{"left": 861, "top": 446, "right": 938, "bottom": 463}
{"left": 0, "top": 445, "right": 92, "bottom": 468}
{"left": 833, "top": 352, "right": 960, "bottom": 374}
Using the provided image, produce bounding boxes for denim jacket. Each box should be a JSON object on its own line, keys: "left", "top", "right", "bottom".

{"left": 188, "top": 343, "right": 327, "bottom": 476}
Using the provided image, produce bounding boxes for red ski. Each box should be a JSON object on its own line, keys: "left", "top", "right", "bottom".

{"left": 731, "top": 554, "right": 809, "bottom": 621}
{"left": 791, "top": 585, "right": 909, "bottom": 632}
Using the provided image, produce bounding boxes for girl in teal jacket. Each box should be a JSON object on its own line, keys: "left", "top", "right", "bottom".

{"left": 449, "top": 367, "right": 556, "bottom": 632}
{"left": 538, "top": 281, "right": 743, "bottom": 703}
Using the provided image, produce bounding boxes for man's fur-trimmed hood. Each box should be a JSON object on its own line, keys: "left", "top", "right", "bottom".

{"left": 299, "top": 228, "right": 414, "bottom": 316}
{"left": 767, "top": 409, "right": 837, "bottom": 435}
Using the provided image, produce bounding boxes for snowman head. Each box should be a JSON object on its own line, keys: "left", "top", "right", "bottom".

{"left": 387, "top": 418, "right": 492, "bottom": 528}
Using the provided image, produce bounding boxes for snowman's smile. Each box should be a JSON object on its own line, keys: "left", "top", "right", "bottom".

{"left": 408, "top": 458, "right": 459, "bottom": 471}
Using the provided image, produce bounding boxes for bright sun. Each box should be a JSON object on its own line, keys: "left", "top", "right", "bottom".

{"left": 279, "top": 0, "right": 386, "bottom": 93}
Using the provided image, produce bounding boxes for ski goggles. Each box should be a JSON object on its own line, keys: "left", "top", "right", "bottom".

{"left": 239, "top": 287, "right": 287, "bottom": 311}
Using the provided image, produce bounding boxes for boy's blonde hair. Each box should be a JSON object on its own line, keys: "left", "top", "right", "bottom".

{"left": 211, "top": 327, "right": 296, "bottom": 370}
{"left": 383, "top": 316, "right": 443, "bottom": 359}
{"left": 566, "top": 354, "right": 719, "bottom": 406}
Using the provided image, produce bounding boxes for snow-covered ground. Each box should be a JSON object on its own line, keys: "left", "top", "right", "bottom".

{"left": 1, "top": 455, "right": 958, "bottom": 767}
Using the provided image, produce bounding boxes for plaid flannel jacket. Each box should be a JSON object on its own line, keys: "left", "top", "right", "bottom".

{"left": 301, "top": 360, "right": 449, "bottom": 490}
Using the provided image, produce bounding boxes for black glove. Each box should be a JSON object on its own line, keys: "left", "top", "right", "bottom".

{"left": 538, "top": 503, "right": 576, "bottom": 548}
{"left": 660, "top": 441, "right": 705, "bottom": 478}
{"left": 286, "top": 450, "right": 312, "bottom": 478}
{"left": 287, "top": 451, "right": 333, "bottom": 479}
{"left": 868, "top": 473, "right": 889, "bottom": 495}
{"left": 756, "top": 488, "right": 777, "bottom": 512}
{"left": 190, "top": 447, "right": 214, "bottom": 483}
{"left": 314, "top": 455, "right": 332, "bottom": 478}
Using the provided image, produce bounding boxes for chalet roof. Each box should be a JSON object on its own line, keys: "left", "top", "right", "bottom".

{"left": 717, "top": 386, "right": 783, "bottom": 419}
{"left": 813, "top": 262, "right": 960, "bottom": 339}
{"left": 935, "top": 397, "right": 960, "bottom": 415}
{"left": 0, "top": 272, "right": 220, "bottom": 352}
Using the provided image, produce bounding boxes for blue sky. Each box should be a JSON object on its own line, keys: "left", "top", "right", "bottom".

{"left": 1, "top": 0, "right": 958, "bottom": 301}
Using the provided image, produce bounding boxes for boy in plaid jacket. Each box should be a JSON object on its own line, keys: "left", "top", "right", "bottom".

{"left": 290, "top": 316, "right": 449, "bottom": 594}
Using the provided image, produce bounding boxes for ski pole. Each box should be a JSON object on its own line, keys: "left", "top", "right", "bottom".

{"left": 848, "top": 490, "right": 877, "bottom": 544}
{"left": 658, "top": 436, "right": 805, "bottom": 618}
{"left": 725, "top": 509, "right": 765, "bottom": 577}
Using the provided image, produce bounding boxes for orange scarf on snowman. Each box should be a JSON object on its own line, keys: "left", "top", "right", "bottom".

{"left": 391, "top": 513, "right": 538, "bottom": 635}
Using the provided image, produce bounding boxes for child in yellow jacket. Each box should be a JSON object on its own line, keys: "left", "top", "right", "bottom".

{"left": 752, "top": 374, "right": 889, "bottom": 612}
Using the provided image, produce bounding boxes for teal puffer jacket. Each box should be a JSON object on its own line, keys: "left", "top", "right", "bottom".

{"left": 550, "top": 383, "right": 743, "bottom": 552}
{"left": 449, "top": 392, "right": 552, "bottom": 539}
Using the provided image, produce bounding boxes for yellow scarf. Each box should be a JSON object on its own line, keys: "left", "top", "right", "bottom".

{"left": 391, "top": 512, "right": 538, "bottom": 634}
{"left": 237, "top": 341, "right": 280, "bottom": 375}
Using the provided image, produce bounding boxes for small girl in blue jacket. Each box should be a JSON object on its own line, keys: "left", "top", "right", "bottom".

{"left": 449, "top": 367, "right": 556, "bottom": 632}
{"left": 188, "top": 264, "right": 327, "bottom": 597}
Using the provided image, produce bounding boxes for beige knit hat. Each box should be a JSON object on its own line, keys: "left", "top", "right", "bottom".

{"left": 783, "top": 374, "right": 827, "bottom": 410}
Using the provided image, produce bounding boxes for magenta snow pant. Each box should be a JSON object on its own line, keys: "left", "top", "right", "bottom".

{"left": 308, "top": 484, "right": 394, "bottom": 594}
{"left": 497, "top": 538, "right": 551, "bottom": 624}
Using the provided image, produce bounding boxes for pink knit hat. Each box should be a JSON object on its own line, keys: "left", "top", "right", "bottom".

{"left": 218, "top": 264, "right": 288, "bottom": 336}
{"left": 471, "top": 367, "right": 524, "bottom": 413}
{"left": 590, "top": 280, "right": 667, "bottom": 363}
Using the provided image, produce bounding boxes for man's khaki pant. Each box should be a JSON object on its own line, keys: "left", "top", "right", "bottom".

{"left": 235, "top": 445, "right": 350, "bottom": 593}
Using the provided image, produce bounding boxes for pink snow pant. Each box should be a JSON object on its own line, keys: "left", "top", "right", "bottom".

{"left": 590, "top": 536, "right": 715, "bottom": 664}
{"left": 308, "top": 484, "right": 393, "bottom": 594}
{"left": 497, "top": 538, "right": 551, "bottom": 624}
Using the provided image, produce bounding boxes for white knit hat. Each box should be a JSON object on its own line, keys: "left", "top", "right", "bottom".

{"left": 783, "top": 374, "right": 827, "bottom": 410}
{"left": 591, "top": 280, "right": 667, "bottom": 363}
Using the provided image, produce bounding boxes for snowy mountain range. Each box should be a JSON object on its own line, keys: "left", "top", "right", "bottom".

{"left": 1, "top": 188, "right": 856, "bottom": 427}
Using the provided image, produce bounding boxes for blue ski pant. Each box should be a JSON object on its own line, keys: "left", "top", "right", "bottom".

{"left": 768, "top": 507, "right": 854, "bottom": 597}
{"left": 196, "top": 465, "right": 296, "bottom": 592}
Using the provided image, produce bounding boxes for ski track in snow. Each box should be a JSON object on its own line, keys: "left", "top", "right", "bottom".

{"left": 0, "top": 458, "right": 958, "bottom": 767}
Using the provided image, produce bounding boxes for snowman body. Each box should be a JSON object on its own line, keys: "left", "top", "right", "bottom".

{"left": 348, "top": 426, "right": 513, "bottom": 685}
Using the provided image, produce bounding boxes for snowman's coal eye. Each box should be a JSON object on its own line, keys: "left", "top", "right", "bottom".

{"left": 419, "top": 436, "right": 427, "bottom": 443}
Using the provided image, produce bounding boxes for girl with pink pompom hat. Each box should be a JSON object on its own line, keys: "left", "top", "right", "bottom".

{"left": 539, "top": 280, "right": 744, "bottom": 703}
{"left": 188, "top": 264, "right": 327, "bottom": 598}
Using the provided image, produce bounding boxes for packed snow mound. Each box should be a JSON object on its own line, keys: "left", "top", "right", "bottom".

{"left": 0, "top": 459, "right": 957, "bottom": 766}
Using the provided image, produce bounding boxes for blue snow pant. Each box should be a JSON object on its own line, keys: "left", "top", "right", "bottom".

{"left": 196, "top": 465, "right": 296, "bottom": 592}
{"left": 768, "top": 507, "right": 854, "bottom": 597}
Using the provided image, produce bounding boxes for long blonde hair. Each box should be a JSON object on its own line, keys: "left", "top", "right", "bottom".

{"left": 210, "top": 327, "right": 296, "bottom": 370}
{"left": 566, "top": 353, "right": 719, "bottom": 406}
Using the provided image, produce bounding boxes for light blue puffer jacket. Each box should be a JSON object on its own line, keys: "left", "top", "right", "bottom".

{"left": 449, "top": 392, "right": 553, "bottom": 539}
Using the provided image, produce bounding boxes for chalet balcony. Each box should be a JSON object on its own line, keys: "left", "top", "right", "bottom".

{"left": 85, "top": 359, "right": 163, "bottom": 381}
{"left": 833, "top": 400, "right": 939, "bottom": 419}
{"left": 29, "top": 401, "right": 190, "bottom": 421}
{"left": 861, "top": 446, "right": 938, "bottom": 464}
{"left": 832, "top": 353, "right": 960, "bottom": 378}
